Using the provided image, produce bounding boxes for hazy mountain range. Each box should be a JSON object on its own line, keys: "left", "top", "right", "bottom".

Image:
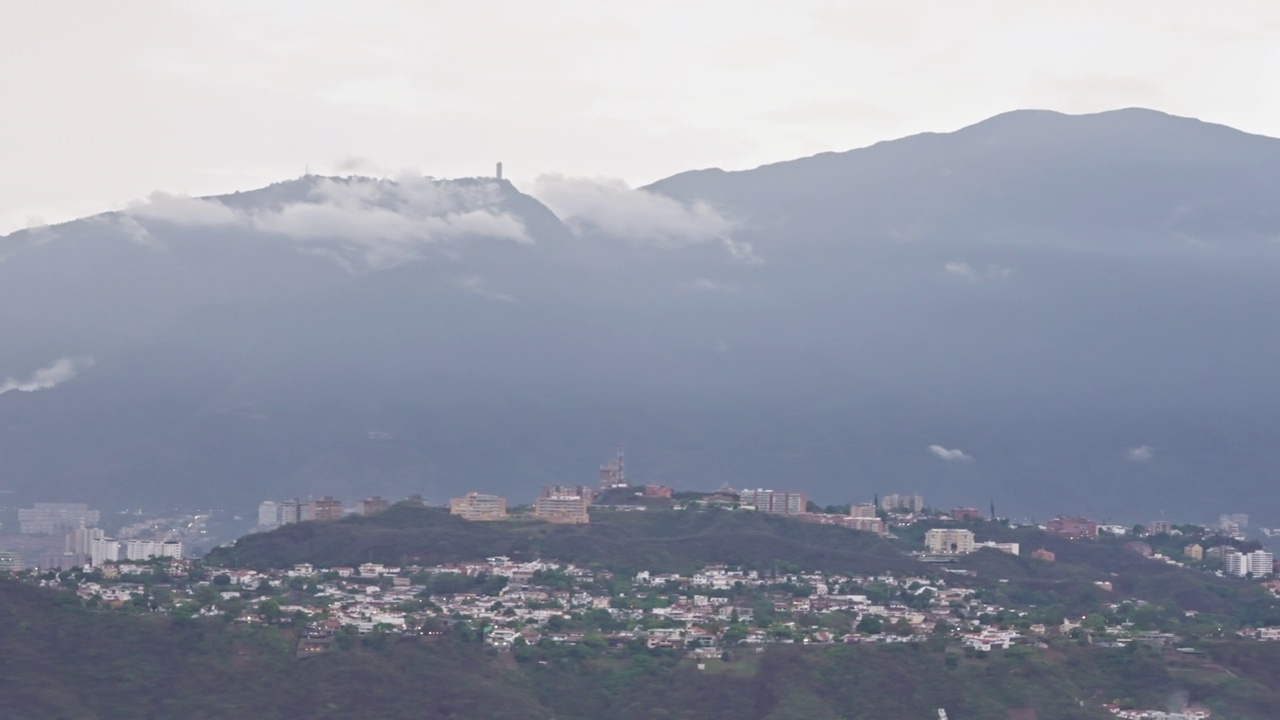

{"left": 2, "top": 108, "right": 1279, "bottom": 523}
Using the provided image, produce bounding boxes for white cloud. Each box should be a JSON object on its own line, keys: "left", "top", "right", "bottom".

{"left": 944, "top": 261, "right": 1013, "bottom": 281}
{"left": 0, "top": 356, "right": 95, "bottom": 397}
{"left": 126, "top": 192, "right": 241, "bottom": 226}
{"left": 459, "top": 276, "right": 515, "bottom": 302}
{"left": 687, "top": 278, "right": 738, "bottom": 291}
{"left": 529, "top": 174, "right": 756, "bottom": 261}
{"left": 107, "top": 215, "right": 162, "bottom": 247}
{"left": 928, "top": 444, "right": 972, "bottom": 462}
{"left": 115, "top": 176, "right": 531, "bottom": 269}
{"left": 1127, "top": 445, "right": 1154, "bottom": 462}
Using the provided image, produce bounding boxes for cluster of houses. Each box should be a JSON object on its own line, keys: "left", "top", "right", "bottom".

{"left": 19, "top": 550, "right": 1280, "bottom": 665}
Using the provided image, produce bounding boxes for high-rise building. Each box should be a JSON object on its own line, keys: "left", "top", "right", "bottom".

{"left": 90, "top": 538, "right": 120, "bottom": 566}
{"left": 356, "top": 497, "right": 391, "bottom": 516}
{"left": 879, "top": 494, "right": 924, "bottom": 514}
{"left": 308, "top": 497, "right": 344, "bottom": 521}
{"left": 0, "top": 550, "right": 23, "bottom": 573}
{"left": 1224, "top": 550, "right": 1248, "bottom": 577}
{"left": 18, "top": 503, "right": 100, "bottom": 534}
{"left": 280, "top": 499, "right": 304, "bottom": 525}
{"left": 534, "top": 495, "right": 590, "bottom": 524}
{"left": 739, "top": 489, "right": 807, "bottom": 515}
{"left": 925, "top": 528, "right": 976, "bottom": 554}
{"left": 258, "top": 501, "right": 280, "bottom": 528}
{"left": 66, "top": 526, "right": 105, "bottom": 557}
{"left": 450, "top": 492, "right": 509, "bottom": 521}
{"left": 1146, "top": 520, "right": 1172, "bottom": 535}
{"left": 1249, "top": 550, "right": 1274, "bottom": 577}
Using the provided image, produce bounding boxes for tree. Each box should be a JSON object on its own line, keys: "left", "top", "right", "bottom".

{"left": 856, "top": 615, "right": 883, "bottom": 634}
{"left": 259, "top": 599, "right": 283, "bottom": 624}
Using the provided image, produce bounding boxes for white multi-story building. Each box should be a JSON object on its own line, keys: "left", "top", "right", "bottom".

{"left": 89, "top": 538, "right": 182, "bottom": 566}
{"left": 279, "top": 499, "right": 304, "bottom": 526}
{"left": 258, "top": 501, "right": 280, "bottom": 529}
{"left": 880, "top": 494, "right": 924, "bottom": 514}
{"left": 90, "top": 538, "right": 120, "bottom": 567}
{"left": 1224, "top": 549, "right": 1273, "bottom": 578}
{"left": 975, "top": 541, "right": 1020, "bottom": 556}
{"left": 1249, "top": 550, "right": 1274, "bottom": 577}
{"left": 67, "top": 526, "right": 105, "bottom": 557}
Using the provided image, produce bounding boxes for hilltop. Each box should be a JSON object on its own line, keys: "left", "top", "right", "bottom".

{"left": 209, "top": 505, "right": 914, "bottom": 575}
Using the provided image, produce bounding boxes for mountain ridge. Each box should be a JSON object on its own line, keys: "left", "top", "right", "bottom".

{"left": 2, "top": 108, "right": 1279, "bottom": 521}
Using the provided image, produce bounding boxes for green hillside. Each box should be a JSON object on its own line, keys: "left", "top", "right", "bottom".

{"left": 209, "top": 505, "right": 915, "bottom": 575}
{"left": 6, "top": 577, "right": 1280, "bottom": 719}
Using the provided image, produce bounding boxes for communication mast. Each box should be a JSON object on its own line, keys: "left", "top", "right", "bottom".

{"left": 599, "top": 446, "right": 627, "bottom": 489}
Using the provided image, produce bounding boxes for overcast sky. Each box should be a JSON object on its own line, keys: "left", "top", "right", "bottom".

{"left": 3, "top": 1, "right": 1279, "bottom": 234}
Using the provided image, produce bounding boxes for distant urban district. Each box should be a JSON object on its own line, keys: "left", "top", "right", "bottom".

{"left": 7, "top": 453, "right": 1280, "bottom": 718}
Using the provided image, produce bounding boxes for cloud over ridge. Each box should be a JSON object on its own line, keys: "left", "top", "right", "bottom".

{"left": 529, "top": 174, "right": 756, "bottom": 261}
{"left": 0, "top": 356, "right": 95, "bottom": 397}
{"left": 120, "top": 177, "right": 531, "bottom": 269}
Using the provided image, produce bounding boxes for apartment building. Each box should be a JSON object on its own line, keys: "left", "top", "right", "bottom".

{"left": 925, "top": 528, "right": 976, "bottom": 555}
{"left": 306, "top": 497, "right": 344, "bottom": 522}
{"left": 533, "top": 495, "right": 590, "bottom": 524}
{"left": 879, "top": 494, "right": 924, "bottom": 514}
{"left": 450, "top": 493, "right": 509, "bottom": 521}
{"left": 356, "top": 497, "right": 391, "bottom": 516}
{"left": 739, "top": 489, "right": 807, "bottom": 515}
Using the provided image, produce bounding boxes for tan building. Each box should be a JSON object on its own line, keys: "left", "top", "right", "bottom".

{"left": 450, "top": 492, "right": 508, "bottom": 521}
{"left": 356, "top": 496, "right": 391, "bottom": 516}
{"left": 534, "top": 495, "right": 590, "bottom": 524}
{"left": 849, "top": 503, "right": 878, "bottom": 519}
{"left": 307, "top": 496, "right": 344, "bottom": 521}
{"left": 924, "top": 528, "right": 975, "bottom": 554}
{"left": 1184, "top": 543, "right": 1204, "bottom": 561}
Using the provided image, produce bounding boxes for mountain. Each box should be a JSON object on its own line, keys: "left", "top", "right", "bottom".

{"left": 2, "top": 109, "right": 1279, "bottom": 520}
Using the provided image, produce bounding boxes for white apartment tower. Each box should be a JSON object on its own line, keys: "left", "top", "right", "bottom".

{"left": 258, "top": 501, "right": 281, "bottom": 529}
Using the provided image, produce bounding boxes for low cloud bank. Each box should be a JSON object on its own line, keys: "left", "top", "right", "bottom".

{"left": 121, "top": 177, "right": 530, "bottom": 269}
{"left": 530, "top": 175, "right": 757, "bottom": 262}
